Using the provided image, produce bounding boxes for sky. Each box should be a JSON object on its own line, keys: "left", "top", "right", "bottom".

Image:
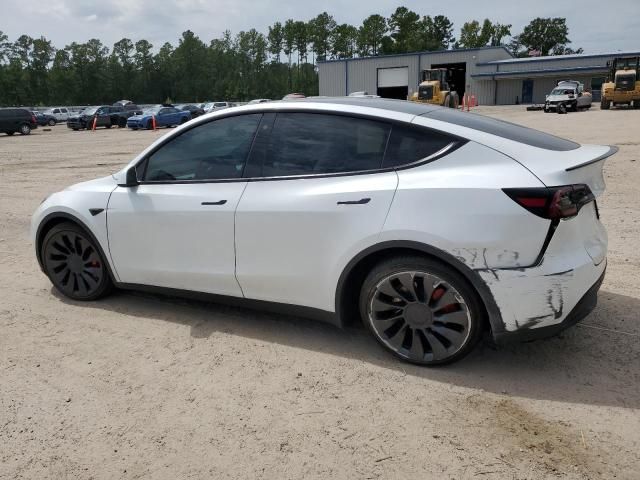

{"left": 1, "top": 0, "right": 639, "bottom": 55}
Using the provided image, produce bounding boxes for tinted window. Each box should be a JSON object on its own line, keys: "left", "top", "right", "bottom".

{"left": 260, "top": 113, "right": 390, "bottom": 176}
{"left": 143, "top": 114, "right": 261, "bottom": 182}
{"left": 423, "top": 109, "right": 579, "bottom": 151}
{"left": 384, "top": 125, "right": 454, "bottom": 168}
{"left": 53, "top": 109, "right": 60, "bottom": 113}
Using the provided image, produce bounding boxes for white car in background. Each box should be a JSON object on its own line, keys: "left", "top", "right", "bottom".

{"left": 42, "top": 107, "right": 70, "bottom": 121}
{"left": 31, "top": 98, "right": 614, "bottom": 365}
{"left": 204, "top": 101, "right": 233, "bottom": 113}
{"left": 545, "top": 81, "right": 592, "bottom": 113}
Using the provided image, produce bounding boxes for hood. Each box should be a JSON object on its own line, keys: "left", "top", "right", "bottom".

{"left": 128, "top": 114, "right": 146, "bottom": 121}
{"left": 546, "top": 93, "right": 573, "bottom": 102}
{"left": 66, "top": 175, "right": 117, "bottom": 193}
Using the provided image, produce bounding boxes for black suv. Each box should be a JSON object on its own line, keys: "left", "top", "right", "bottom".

{"left": 67, "top": 105, "right": 142, "bottom": 130}
{"left": 0, "top": 108, "right": 38, "bottom": 136}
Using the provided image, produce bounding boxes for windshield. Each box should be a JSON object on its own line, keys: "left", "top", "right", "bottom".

{"left": 143, "top": 108, "right": 161, "bottom": 115}
{"left": 550, "top": 88, "right": 575, "bottom": 95}
{"left": 81, "top": 107, "right": 98, "bottom": 115}
{"left": 213, "top": 102, "right": 227, "bottom": 107}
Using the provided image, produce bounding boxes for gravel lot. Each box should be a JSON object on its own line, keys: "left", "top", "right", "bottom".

{"left": 1, "top": 106, "right": 639, "bottom": 479}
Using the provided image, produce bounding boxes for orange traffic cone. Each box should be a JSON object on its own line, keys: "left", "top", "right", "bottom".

{"left": 92, "top": 116, "right": 97, "bottom": 131}
{"left": 152, "top": 115, "right": 157, "bottom": 130}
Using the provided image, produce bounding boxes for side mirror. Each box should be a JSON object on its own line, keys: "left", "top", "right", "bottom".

{"left": 118, "top": 166, "right": 139, "bottom": 187}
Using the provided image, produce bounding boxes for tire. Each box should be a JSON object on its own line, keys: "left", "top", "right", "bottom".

{"left": 601, "top": 98, "right": 610, "bottom": 110}
{"left": 48, "top": 119, "right": 56, "bottom": 126}
{"left": 105, "top": 124, "right": 112, "bottom": 129}
{"left": 359, "top": 255, "right": 484, "bottom": 366}
{"left": 41, "top": 222, "right": 113, "bottom": 301}
{"left": 557, "top": 103, "right": 567, "bottom": 114}
{"left": 146, "top": 120, "right": 153, "bottom": 130}
{"left": 180, "top": 117, "right": 188, "bottom": 124}
{"left": 19, "top": 123, "right": 31, "bottom": 135}
{"left": 6, "top": 131, "right": 15, "bottom": 136}
{"left": 72, "top": 128, "right": 79, "bottom": 131}
{"left": 450, "top": 92, "right": 459, "bottom": 109}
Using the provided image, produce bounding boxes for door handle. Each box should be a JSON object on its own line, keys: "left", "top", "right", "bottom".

{"left": 201, "top": 200, "right": 227, "bottom": 206}
{"left": 337, "top": 198, "right": 370, "bottom": 205}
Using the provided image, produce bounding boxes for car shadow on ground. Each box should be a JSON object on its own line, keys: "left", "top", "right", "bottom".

{"left": 53, "top": 287, "right": 640, "bottom": 409}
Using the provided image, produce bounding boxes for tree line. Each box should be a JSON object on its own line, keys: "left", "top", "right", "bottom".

{"left": 0, "top": 8, "right": 581, "bottom": 106}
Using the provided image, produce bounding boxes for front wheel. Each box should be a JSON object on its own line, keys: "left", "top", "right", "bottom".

{"left": 48, "top": 119, "right": 56, "bottom": 126}
{"left": 19, "top": 123, "right": 31, "bottom": 135}
{"left": 41, "top": 222, "right": 113, "bottom": 301}
{"left": 359, "top": 256, "right": 484, "bottom": 366}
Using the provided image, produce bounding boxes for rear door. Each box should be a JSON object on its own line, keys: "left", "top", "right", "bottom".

{"left": 235, "top": 112, "right": 398, "bottom": 312}
{"left": 108, "top": 113, "right": 262, "bottom": 296}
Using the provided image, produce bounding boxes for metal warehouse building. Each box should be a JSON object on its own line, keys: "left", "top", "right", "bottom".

{"left": 318, "top": 47, "right": 640, "bottom": 105}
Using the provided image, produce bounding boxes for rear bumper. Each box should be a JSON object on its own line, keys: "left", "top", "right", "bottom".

{"left": 493, "top": 267, "right": 605, "bottom": 344}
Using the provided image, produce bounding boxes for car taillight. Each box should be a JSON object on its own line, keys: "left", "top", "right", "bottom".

{"left": 502, "top": 185, "right": 595, "bottom": 220}
{"left": 31, "top": 114, "right": 37, "bottom": 124}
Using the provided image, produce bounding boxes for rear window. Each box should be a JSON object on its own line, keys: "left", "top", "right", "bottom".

{"left": 423, "top": 109, "right": 579, "bottom": 151}
{"left": 383, "top": 124, "right": 455, "bottom": 168}
{"left": 260, "top": 113, "right": 390, "bottom": 176}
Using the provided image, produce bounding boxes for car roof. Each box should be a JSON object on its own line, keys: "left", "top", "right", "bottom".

{"left": 260, "top": 97, "right": 579, "bottom": 151}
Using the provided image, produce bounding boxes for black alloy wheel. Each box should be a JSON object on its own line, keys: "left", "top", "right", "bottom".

{"left": 42, "top": 222, "right": 113, "bottom": 300}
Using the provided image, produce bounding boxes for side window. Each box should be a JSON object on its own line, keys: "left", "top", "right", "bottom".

{"left": 261, "top": 113, "right": 390, "bottom": 177}
{"left": 61, "top": 108, "right": 67, "bottom": 113}
{"left": 143, "top": 114, "right": 261, "bottom": 182}
{"left": 383, "top": 124, "right": 454, "bottom": 168}
{"left": 53, "top": 109, "right": 60, "bottom": 114}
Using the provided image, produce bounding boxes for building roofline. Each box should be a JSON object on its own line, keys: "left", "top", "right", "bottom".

{"left": 317, "top": 45, "right": 513, "bottom": 64}
{"left": 472, "top": 65, "right": 609, "bottom": 78}
{"left": 476, "top": 50, "right": 640, "bottom": 66}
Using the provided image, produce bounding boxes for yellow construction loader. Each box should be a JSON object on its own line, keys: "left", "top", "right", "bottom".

{"left": 410, "top": 69, "right": 459, "bottom": 108}
{"left": 601, "top": 56, "right": 640, "bottom": 109}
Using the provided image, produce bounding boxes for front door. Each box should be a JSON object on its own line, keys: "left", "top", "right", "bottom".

{"left": 108, "top": 113, "right": 263, "bottom": 296}
{"left": 522, "top": 79, "right": 533, "bottom": 103}
{"left": 235, "top": 112, "right": 398, "bottom": 312}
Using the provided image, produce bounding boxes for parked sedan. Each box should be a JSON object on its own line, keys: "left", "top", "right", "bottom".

{"left": 31, "top": 98, "right": 613, "bottom": 365}
{"left": 33, "top": 111, "right": 57, "bottom": 126}
{"left": 177, "top": 104, "right": 205, "bottom": 118}
{"left": 127, "top": 106, "right": 191, "bottom": 130}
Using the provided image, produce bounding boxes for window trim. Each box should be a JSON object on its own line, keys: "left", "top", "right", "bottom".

{"left": 133, "top": 108, "right": 467, "bottom": 186}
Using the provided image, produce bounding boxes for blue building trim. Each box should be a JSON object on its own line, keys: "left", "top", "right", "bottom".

{"left": 476, "top": 50, "right": 640, "bottom": 67}
{"left": 317, "top": 45, "right": 512, "bottom": 64}
{"left": 472, "top": 65, "right": 609, "bottom": 78}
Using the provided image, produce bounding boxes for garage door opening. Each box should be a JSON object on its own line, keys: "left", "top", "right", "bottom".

{"left": 430, "top": 62, "right": 466, "bottom": 99}
{"left": 377, "top": 67, "right": 409, "bottom": 100}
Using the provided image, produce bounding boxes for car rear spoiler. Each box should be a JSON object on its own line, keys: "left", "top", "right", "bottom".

{"left": 566, "top": 146, "right": 619, "bottom": 171}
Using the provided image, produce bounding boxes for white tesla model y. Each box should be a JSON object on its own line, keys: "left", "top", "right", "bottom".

{"left": 32, "top": 98, "right": 614, "bottom": 365}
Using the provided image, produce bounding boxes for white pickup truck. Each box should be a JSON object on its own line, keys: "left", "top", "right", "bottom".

{"left": 42, "top": 107, "right": 71, "bottom": 121}
{"left": 544, "top": 81, "right": 592, "bottom": 113}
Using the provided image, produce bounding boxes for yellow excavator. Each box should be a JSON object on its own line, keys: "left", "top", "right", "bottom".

{"left": 410, "top": 69, "right": 459, "bottom": 108}
{"left": 600, "top": 56, "right": 640, "bottom": 109}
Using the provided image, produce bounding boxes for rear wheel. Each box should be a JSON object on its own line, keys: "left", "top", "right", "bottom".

{"left": 359, "top": 256, "right": 484, "bottom": 366}
{"left": 146, "top": 120, "right": 153, "bottom": 130}
{"left": 41, "top": 222, "right": 113, "bottom": 301}
{"left": 19, "top": 123, "right": 31, "bottom": 135}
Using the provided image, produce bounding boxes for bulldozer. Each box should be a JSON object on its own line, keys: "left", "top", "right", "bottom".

{"left": 410, "top": 69, "right": 459, "bottom": 108}
{"left": 600, "top": 56, "right": 640, "bottom": 109}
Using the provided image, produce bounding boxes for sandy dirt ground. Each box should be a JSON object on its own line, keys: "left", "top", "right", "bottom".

{"left": 1, "top": 106, "right": 639, "bottom": 479}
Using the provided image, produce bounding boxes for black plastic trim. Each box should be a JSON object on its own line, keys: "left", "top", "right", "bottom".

{"left": 494, "top": 267, "right": 605, "bottom": 344}
{"left": 89, "top": 208, "right": 104, "bottom": 216}
{"left": 334, "top": 240, "right": 505, "bottom": 333}
{"left": 114, "top": 283, "right": 339, "bottom": 326}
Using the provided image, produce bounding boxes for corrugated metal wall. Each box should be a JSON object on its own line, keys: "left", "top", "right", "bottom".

{"left": 318, "top": 61, "right": 346, "bottom": 96}
{"left": 347, "top": 56, "right": 420, "bottom": 96}
{"left": 317, "top": 47, "right": 513, "bottom": 102}
{"left": 496, "top": 79, "right": 522, "bottom": 104}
